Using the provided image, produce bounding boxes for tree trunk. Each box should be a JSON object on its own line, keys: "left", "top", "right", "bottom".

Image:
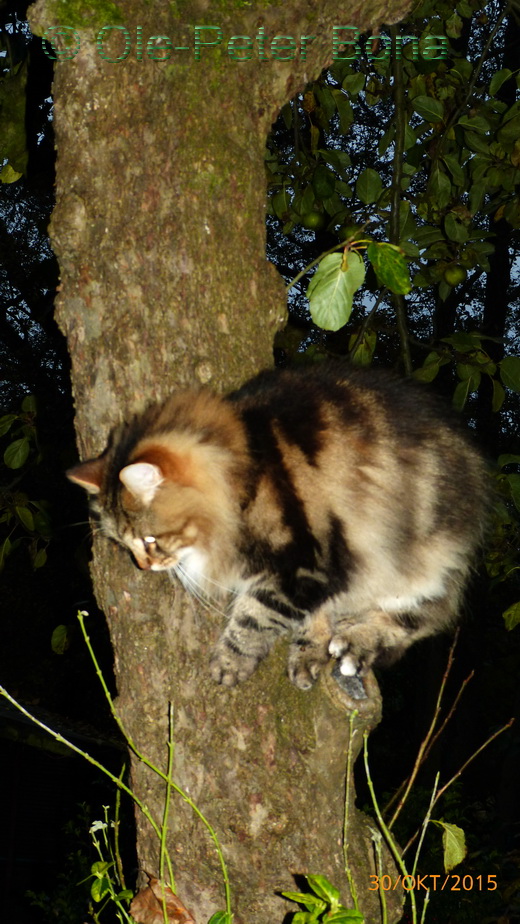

{"left": 27, "top": 2, "right": 414, "bottom": 921}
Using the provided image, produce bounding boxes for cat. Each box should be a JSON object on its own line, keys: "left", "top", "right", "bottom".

{"left": 67, "top": 364, "right": 488, "bottom": 696}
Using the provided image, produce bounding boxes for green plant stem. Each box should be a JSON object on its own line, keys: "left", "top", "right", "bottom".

{"left": 411, "top": 774, "right": 440, "bottom": 877}
{"left": 159, "top": 705, "right": 176, "bottom": 924}
{"left": 114, "top": 768, "right": 127, "bottom": 891}
{"left": 363, "top": 732, "right": 417, "bottom": 924}
{"left": 343, "top": 709, "right": 360, "bottom": 911}
{"left": 419, "top": 888, "right": 431, "bottom": 924}
{"left": 369, "top": 827, "right": 388, "bottom": 924}
{"left": 77, "top": 611, "right": 232, "bottom": 917}
{"left": 0, "top": 683, "right": 163, "bottom": 842}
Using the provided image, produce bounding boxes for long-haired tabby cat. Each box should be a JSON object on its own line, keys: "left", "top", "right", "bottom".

{"left": 68, "top": 365, "right": 488, "bottom": 695}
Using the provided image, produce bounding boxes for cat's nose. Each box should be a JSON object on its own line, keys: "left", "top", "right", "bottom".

{"left": 135, "top": 556, "right": 151, "bottom": 570}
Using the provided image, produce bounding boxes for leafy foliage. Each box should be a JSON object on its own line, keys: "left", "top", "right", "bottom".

{"left": 0, "top": 395, "right": 52, "bottom": 570}
{"left": 267, "top": 0, "right": 520, "bottom": 379}
{"left": 267, "top": 0, "right": 520, "bottom": 635}
{"left": 283, "top": 874, "right": 364, "bottom": 923}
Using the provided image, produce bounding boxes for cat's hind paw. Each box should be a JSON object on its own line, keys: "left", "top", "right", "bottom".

{"left": 209, "top": 639, "right": 261, "bottom": 687}
{"left": 288, "top": 638, "right": 330, "bottom": 690}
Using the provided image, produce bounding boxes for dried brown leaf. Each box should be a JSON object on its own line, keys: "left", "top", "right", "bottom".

{"left": 130, "top": 877, "right": 196, "bottom": 924}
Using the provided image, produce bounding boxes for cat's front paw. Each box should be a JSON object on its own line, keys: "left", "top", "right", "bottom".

{"left": 288, "top": 639, "right": 329, "bottom": 690}
{"left": 209, "top": 640, "right": 260, "bottom": 687}
{"left": 329, "top": 627, "right": 377, "bottom": 678}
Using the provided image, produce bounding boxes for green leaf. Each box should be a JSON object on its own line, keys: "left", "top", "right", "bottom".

{"left": 429, "top": 165, "right": 451, "bottom": 209}
{"left": 453, "top": 376, "right": 479, "bottom": 410}
{"left": 321, "top": 149, "right": 351, "bottom": 173}
{"left": 412, "top": 350, "right": 449, "bottom": 383}
{"left": 314, "top": 85, "right": 337, "bottom": 122}
{"left": 327, "top": 912, "right": 365, "bottom": 923}
{"left": 458, "top": 115, "right": 490, "bottom": 134}
{"left": 282, "top": 890, "right": 326, "bottom": 910}
{"left": 21, "top": 394, "right": 37, "bottom": 413}
{"left": 331, "top": 90, "right": 354, "bottom": 132}
{"left": 457, "top": 0, "right": 474, "bottom": 16}
{"left": 446, "top": 12, "right": 463, "bottom": 38}
{"left": 500, "top": 356, "right": 520, "bottom": 392}
{"left": 404, "top": 123, "right": 417, "bottom": 150}
{"left": 498, "top": 454, "right": 520, "bottom": 467}
{"left": 498, "top": 115, "right": 520, "bottom": 145}
{"left": 0, "top": 164, "right": 23, "bottom": 183}
{"left": 0, "top": 59, "right": 28, "bottom": 176}
{"left": 349, "top": 329, "right": 376, "bottom": 366}
{"left": 313, "top": 164, "right": 336, "bottom": 199}
{"left": 306, "top": 874, "right": 341, "bottom": 903}
{"left": 207, "top": 913, "right": 233, "bottom": 924}
{"left": 444, "top": 213, "right": 468, "bottom": 243}
{"left": 465, "top": 132, "right": 491, "bottom": 154}
{"left": 367, "top": 242, "right": 411, "bottom": 295}
{"left": 355, "top": 168, "right": 383, "bottom": 204}
{"left": 399, "top": 240, "right": 420, "bottom": 259}
{"left": 307, "top": 252, "right": 365, "bottom": 332}
{"left": 91, "top": 875, "right": 111, "bottom": 902}
{"left": 0, "top": 537, "right": 12, "bottom": 571}
{"left": 503, "top": 601, "right": 520, "bottom": 631}
{"left": 506, "top": 474, "right": 520, "bottom": 512}
{"left": 33, "top": 547, "right": 48, "bottom": 569}
{"left": 442, "top": 154, "right": 465, "bottom": 187}
{"left": 51, "top": 624, "right": 71, "bottom": 655}
{"left": 412, "top": 95, "right": 444, "bottom": 122}
{"left": 432, "top": 820, "right": 466, "bottom": 872}
{"left": 415, "top": 226, "right": 445, "bottom": 247}
{"left": 378, "top": 124, "right": 394, "bottom": 156}
{"left": 271, "top": 187, "right": 291, "bottom": 220}
{"left": 0, "top": 414, "right": 17, "bottom": 437}
{"left": 491, "top": 379, "right": 506, "bottom": 412}
{"left": 490, "top": 68, "right": 513, "bottom": 96}
{"left": 4, "top": 437, "right": 30, "bottom": 469}
{"left": 442, "top": 331, "right": 483, "bottom": 350}
{"left": 116, "top": 889, "right": 134, "bottom": 902}
{"left": 469, "top": 182, "right": 486, "bottom": 214}
{"left": 342, "top": 72, "right": 365, "bottom": 96}
{"left": 15, "top": 505, "right": 34, "bottom": 531}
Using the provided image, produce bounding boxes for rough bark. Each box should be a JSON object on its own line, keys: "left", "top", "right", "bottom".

{"left": 27, "top": 1, "right": 414, "bottom": 921}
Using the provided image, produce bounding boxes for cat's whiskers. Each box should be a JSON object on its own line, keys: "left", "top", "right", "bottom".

{"left": 169, "top": 564, "right": 230, "bottom": 619}
{"left": 192, "top": 568, "right": 239, "bottom": 599}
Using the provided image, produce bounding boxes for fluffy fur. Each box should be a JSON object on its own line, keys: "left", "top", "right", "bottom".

{"left": 67, "top": 365, "right": 488, "bottom": 692}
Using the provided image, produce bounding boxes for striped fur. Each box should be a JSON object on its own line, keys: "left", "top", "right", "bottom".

{"left": 67, "top": 365, "right": 489, "bottom": 692}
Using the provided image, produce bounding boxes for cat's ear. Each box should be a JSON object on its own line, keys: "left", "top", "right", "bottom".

{"left": 119, "top": 462, "right": 164, "bottom": 505}
{"left": 67, "top": 458, "right": 105, "bottom": 494}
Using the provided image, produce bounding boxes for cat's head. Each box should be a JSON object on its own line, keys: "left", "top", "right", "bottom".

{"left": 67, "top": 433, "right": 242, "bottom": 583}
{"left": 67, "top": 391, "right": 248, "bottom": 588}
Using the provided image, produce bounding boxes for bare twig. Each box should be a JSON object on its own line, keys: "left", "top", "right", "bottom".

{"left": 402, "top": 718, "right": 515, "bottom": 856}
{"left": 386, "top": 631, "right": 460, "bottom": 827}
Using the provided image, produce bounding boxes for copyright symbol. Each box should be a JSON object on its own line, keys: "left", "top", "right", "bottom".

{"left": 42, "top": 26, "right": 81, "bottom": 60}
